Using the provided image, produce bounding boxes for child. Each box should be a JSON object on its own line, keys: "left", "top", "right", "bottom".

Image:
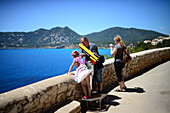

{"left": 68, "top": 50, "right": 91, "bottom": 99}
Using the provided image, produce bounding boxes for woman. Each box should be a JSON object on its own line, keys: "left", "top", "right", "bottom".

{"left": 110, "top": 35, "right": 127, "bottom": 92}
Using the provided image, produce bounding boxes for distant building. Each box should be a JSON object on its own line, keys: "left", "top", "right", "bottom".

{"left": 157, "top": 36, "right": 164, "bottom": 39}
{"left": 144, "top": 40, "right": 152, "bottom": 43}
{"left": 157, "top": 38, "right": 163, "bottom": 43}
{"left": 163, "top": 37, "right": 170, "bottom": 40}
{"left": 143, "top": 36, "right": 169, "bottom": 46}
{"left": 151, "top": 39, "right": 158, "bottom": 45}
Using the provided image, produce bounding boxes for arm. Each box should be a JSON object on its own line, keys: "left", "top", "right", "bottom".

{"left": 80, "top": 53, "right": 86, "bottom": 58}
{"left": 111, "top": 47, "right": 117, "bottom": 57}
{"left": 67, "top": 62, "right": 75, "bottom": 75}
{"left": 94, "top": 44, "right": 99, "bottom": 55}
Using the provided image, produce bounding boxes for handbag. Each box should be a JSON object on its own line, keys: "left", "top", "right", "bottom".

{"left": 96, "top": 55, "right": 105, "bottom": 69}
{"left": 123, "top": 48, "right": 132, "bottom": 64}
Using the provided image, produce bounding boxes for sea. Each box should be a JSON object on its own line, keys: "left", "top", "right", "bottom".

{"left": 0, "top": 49, "right": 111, "bottom": 94}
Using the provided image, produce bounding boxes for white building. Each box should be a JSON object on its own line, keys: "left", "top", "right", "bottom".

{"left": 144, "top": 40, "right": 152, "bottom": 43}
{"left": 151, "top": 39, "right": 158, "bottom": 45}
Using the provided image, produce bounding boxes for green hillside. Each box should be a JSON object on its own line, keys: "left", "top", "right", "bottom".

{"left": 85, "top": 27, "right": 166, "bottom": 46}
{"left": 0, "top": 26, "right": 167, "bottom": 48}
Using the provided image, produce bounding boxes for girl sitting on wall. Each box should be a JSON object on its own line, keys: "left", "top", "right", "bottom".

{"left": 67, "top": 50, "right": 91, "bottom": 99}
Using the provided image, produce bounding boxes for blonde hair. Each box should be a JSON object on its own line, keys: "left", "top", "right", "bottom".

{"left": 114, "top": 35, "right": 125, "bottom": 48}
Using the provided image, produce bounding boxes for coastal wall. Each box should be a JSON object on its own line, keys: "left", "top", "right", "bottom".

{"left": 0, "top": 47, "right": 170, "bottom": 113}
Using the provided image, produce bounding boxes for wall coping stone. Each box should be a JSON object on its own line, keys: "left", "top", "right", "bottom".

{"left": 103, "top": 47, "right": 170, "bottom": 65}
{"left": 0, "top": 74, "right": 74, "bottom": 108}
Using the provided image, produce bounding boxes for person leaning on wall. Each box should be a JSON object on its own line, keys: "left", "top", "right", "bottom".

{"left": 80, "top": 36, "right": 103, "bottom": 93}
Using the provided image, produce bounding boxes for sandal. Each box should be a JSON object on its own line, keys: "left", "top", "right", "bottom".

{"left": 123, "top": 86, "right": 127, "bottom": 90}
{"left": 115, "top": 89, "right": 123, "bottom": 92}
{"left": 82, "top": 96, "right": 88, "bottom": 99}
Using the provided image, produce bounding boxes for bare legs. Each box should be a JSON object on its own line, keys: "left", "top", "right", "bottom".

{"left": 92, "top": 82, "right": 103, "bottom": 92}
{"left": 99, "top": 83, "right": 103, "bottom": 91}
{"left": 118, "top": 81, "right": 126, "bottom": 91}
{"left": 81, "top": 75, "right": 91, "bottom": 97}
{"left": 81, "top": 80, "right": 87, "bottom": 96}
{"left": 85, "top": 75, "right": 91, "bottom": 96}
{"left": 122, "top": 81, "right": 126, "bottom": 88}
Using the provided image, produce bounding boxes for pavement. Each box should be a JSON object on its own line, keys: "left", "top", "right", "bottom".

{"left": 87, "top": 61, "right": 170, "bottom": 113}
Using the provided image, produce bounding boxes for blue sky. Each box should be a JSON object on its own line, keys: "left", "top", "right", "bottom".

{"left": 0, "top": 0, "right": 170, "bottom": 35}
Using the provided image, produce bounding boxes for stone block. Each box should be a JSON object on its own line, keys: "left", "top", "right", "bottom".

{"left": 8, "top": 104, "right": 17, "bottom": 113}
{"left": 55, "top": 100, "right": 81, "bottom": 113}
{"left": 56, "top": 93, "right": 67, "bottom": 103}
{"left": 57, "top": 84, "right": 68, "bottom": 94}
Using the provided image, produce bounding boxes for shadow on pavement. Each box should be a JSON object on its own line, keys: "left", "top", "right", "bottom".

{"left": 85, "top": 95, "right": 121, "bottom": 112}
{"left": 101, "top": 95, "right": 121, "bottom": 112}
{"left": 124, "top": 87, "right": 145, "bottom": 93}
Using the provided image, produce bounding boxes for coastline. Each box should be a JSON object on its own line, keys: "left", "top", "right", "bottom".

{"left": 0, "top": 47, "right": 110, "bottom": 49}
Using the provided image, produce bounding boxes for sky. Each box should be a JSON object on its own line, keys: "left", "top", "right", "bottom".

{"left": 0, "top": 0, "right": 170, "bottom": 35}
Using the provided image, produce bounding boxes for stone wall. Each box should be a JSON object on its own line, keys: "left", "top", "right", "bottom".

{"left": 0, "top": 47, "right": 170, "bottom": 113}
{"left": 102, "top": 47, "right": 170, "bottom": 89}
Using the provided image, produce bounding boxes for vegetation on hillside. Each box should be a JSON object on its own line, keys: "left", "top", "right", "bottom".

{"left": 0, "top": 26, "right": 167, "bottom": 48}
{"left": 104, "top": 39, "right": 170, "bottom": 60}
{"left": 86, "top": 27, "right": 166, "bottom": 46}
{"left": 128, "top": 39, "right": 170, "bottom": 53}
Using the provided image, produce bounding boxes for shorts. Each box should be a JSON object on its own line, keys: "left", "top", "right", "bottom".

{"left": 93, "top": 64, "right": 103, "bottom": 83}
{"left": 86, "top": 61, "right": 103, "bottom": 83}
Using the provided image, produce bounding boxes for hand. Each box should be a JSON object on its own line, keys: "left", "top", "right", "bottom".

{"left": 81, "top": 53, "right": 86, "bottom": 57}
{"left": 67, "top": 72, "right": 71, "bottom": 76}
{"left": 110, "top": 44, "right": 114, "bottom": 48}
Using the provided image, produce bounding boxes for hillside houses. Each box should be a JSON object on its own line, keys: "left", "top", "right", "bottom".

{"left": 144, "top": 36, "right": 170, "bottom": 45}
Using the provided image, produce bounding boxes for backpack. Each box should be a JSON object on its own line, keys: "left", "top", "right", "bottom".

{"left": 123, "top": 48, "right": 132, "bottom": 64}
{"left": 96, "top": 55, "right": 105, "bottom": 69}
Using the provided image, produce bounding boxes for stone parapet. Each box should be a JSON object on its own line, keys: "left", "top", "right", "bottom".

{"left": 0, "top": 47, "right": 170, "bottom": 113}
{"left": 102, "top": 47, "right": 170, "bottom": 89}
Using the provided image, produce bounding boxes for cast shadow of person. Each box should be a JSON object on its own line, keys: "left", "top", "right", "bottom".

{"left": 86, "top": 95, "right": 121, "bottom": 112}
{"left": 99, "top": 87, "right": 145, "bottom": 112}
{"left": 101, "top": 95, "right": 121, "bottom": 112}
{"left": 123, "top": 87, "right": 145, "bottom": 93}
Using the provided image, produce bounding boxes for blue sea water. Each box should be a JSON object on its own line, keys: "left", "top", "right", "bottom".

{"left": 0, "top": 49, "right": 111, "bottom": 94}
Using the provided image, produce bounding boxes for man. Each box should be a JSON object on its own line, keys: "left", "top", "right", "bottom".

{"left": 80, "top": 36, "right": 103, "bottom": 93}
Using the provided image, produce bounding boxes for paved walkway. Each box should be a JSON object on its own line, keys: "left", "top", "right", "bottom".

{"left": 87, "top": 61, "right": 170, "bottom": 113}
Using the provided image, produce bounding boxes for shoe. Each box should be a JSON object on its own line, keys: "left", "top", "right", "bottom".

{"left": 123, "top": 86, "right": 127, "bottom": 89}
{"left": 82, "top": 96, "right": 88, "bottom": 99}
{"left": 115, "top": 89, "right": 123, "bottom": 92}
{"left": 88, "top": 96, "right": 92, "bottom": 99}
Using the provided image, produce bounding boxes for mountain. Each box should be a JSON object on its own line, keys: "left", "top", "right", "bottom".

{"left": 0, "top": 26, "right": 81, "bottom": 48}
{"left": 85, "top": 27, "right": 167, "bottom": 46}
{"left": 0, "top": 26, "right": 167, "bottom": 48}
